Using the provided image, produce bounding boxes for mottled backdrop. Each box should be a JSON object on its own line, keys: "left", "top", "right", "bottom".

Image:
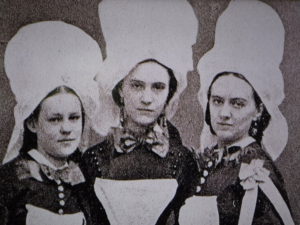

{"left": 0, "top": 0, "right": 299, "bottom": 223}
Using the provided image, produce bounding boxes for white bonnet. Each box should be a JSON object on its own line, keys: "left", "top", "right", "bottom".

{"left": 95, "top": 0, "right": 198, "bottom": 134}
{"left": 4, "top": 21, "right": 103, "bottom": 163}
{"left": 197, "top": 0, "right": 287, "bottom": 160}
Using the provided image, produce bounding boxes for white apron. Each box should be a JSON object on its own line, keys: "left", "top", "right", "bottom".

{"left": 26, "top": 204, "right": 86, "bottom": 225}
{"left": 179, "top": 196, "right": 219, "bottom": 225}
{"left": 94, "top": 178, "right": 178, "bottom": 225}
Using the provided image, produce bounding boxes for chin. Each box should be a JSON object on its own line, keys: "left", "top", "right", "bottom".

{"left": 134, "top": 116, "right": 157, "bottom": 127}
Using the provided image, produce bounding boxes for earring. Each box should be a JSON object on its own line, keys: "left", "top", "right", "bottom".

{"left": 250, "top": 119, "right": 258, "bottom": 136}
{"left": 158, "top": 112, "right": 167, "bottom": 128}
{"left": 120, "top": 106, "right": 125, "bottom": 126}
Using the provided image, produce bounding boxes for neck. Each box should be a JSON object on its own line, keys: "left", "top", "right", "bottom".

{"left": 217, "top": 134, "right": 250, "bottom": 149}
{"left": 37, "top": 148, "right": 68, "bottom": 168}
{"left": 124, "top": 118, "right": 154, "bottom": 135}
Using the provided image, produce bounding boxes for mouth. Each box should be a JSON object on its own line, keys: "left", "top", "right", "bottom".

{"left": 137, "top": 108, "right": 154, "bottom": 112}
{"left": 217, "top": 122, "right": 233, "bottom": 127}
{"left": 57, "top": 138, "right": 76, "bottom": 143}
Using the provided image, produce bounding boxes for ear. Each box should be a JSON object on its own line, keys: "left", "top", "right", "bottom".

{"left": 26, "top": 118, "right": 38, "bottom": 133}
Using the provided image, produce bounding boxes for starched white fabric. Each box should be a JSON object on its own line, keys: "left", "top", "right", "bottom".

{"left": 28, "top": 149, "right": 69, "bottom": 170}
{"left": 4, "top": 21, "right": 103, "bottom": 163}
{"left": 94, "top": 178, "right": 178, "bottom": 225}
{"left": 238, "top": 159, "right": 295, "bottom": 225}
{"left": 179, "top": 196, "right": 219, "bottom": 225}
{"left": 95, "top": 0, "right": 198, "bottom": 134}
{"left": 26, "top": 204, "right": 86, "bottom": 225}
{"left": 197, "top": 0, "right": 288, "bottom": 160}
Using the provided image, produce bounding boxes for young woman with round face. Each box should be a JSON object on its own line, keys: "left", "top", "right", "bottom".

{"left": 81, "top": 59, "right": 199, "bottom": 225}
{"left": 0, "top": 86, "right": 110, "bottom": 225}
{"left": 192, "top": 72, "right": 293, "bottom": 225}
{"left": 0, "top": 21, "right": 110, "bottom": 225}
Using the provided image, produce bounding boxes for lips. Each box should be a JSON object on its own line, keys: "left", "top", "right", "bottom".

{"left": 57, "top": 138, "right": 76, "bottom": 143}
{"left": 137, "top": 108, "right": 154, "bottom": 112}
{"left": 217, "top": 122, "right": 233, "bottom": 126}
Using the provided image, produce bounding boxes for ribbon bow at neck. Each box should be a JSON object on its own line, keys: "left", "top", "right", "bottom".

{"left": 212, "top": 145, "right": 241, "bottom": 166}
{"left": 113, "top": 123, "right": 169, "bottom": 158}
{"left": 40, "top": 161, "right": 85, "bottom": 185}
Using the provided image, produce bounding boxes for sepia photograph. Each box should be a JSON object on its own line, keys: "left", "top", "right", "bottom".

{"left": 0, "top": 0, "right": 299, "bottom": 224}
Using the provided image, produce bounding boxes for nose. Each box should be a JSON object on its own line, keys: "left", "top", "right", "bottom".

{"left": 60, "top": 120, "right": 72, "bottom": 135}
{"left": 140, "top": 88, "right": 153, "bottom": 106}
{"left": 219, "top": 103, "right": 231, "bottom": 120}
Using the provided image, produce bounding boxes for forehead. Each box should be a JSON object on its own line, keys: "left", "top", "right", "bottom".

{"left": 127, "top": 62, "right": 170, "bottom": 84}
{"left": 40, "top": 93, "right": 82, "bottom": 114}
{"left": 211, "top": 75, "right": 254, "bottom": 99}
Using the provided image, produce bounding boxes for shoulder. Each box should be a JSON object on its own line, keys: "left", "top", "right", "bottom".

{"left": 81, "top": 138, "right": 112, "bottom": 181}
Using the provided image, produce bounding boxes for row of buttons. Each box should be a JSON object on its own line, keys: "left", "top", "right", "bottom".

{"left": 55, "top": 179, "right": 65, "bottom": 215}
{"left": 196, "top": 160, "right": 213, "bottom": 193}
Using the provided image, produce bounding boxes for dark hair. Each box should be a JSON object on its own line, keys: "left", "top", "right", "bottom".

{"left": 112, "top": 58, "right": 178, "bottom": 107}
{"left": 205, "top": 72, "right": 271, "bottom": 143}
{"left": 20, "top": 86, "right": 85, "bottom": 154}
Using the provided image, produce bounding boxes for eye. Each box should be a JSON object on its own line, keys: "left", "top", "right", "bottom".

{"left": 69, "top": 114, "right": 81, "bottom": 121}
{"left": 231, "top": 99, "right": 246, "bottom": 109}
{"left": 48, "top": 116, "right": 63, "bottom": 123}
{"left": 130, "top": 81, "right": 144, "bottom": 90}
{"left": 152, "top": 82, "right": 166, "bottom": 91}
{"left": 211, "top": 96, "right": 224, "bottom": 106}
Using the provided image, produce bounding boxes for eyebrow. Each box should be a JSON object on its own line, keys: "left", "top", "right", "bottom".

{"left": 231, "top": 97, "right": 247, "bottom": 102}
{"left": 130, "top": 79, "right": 145, "bottom": 84}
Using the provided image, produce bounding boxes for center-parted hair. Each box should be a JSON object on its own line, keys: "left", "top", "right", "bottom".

{"left": 112, "top": 59, "right": 178, "bottom": 107}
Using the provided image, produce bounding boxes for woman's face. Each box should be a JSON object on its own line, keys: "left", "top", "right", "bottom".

{"left": 209, "top": 75, "right": 260, "bottom": 145}
{"left": 121, "top": 62, "right": 170, "bottom": 126}
{"left": 30, "top": 92, "right": 83, "bottom": 159}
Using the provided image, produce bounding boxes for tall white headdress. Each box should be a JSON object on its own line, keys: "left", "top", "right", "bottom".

{"left": 95, "top": 0, "right": 198, "bottom": 134}
{"left": 4, "top": 21, "right": 103, "bottom": 163}
{"left": 198, "top": 0, "right": 287, "bottom": 160}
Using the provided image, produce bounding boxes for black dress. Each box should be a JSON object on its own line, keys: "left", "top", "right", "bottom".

{"left": 194, "top": 141, "right": 292, "bottom": 225}
{"left": 0, "top": 150, "right": 110, "bottom": 225}
{"left": 81, "top": 121, "right": 199, "bottom": 225}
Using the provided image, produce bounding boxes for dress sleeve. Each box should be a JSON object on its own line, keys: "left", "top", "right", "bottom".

{"left": 239, "top": 144, "right": 294, "bottom": 225}
{"left": 0, "top": 160, "right": 27, "bottom": 225}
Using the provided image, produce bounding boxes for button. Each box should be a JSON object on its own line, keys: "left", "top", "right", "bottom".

{"left": 178, "top": 153, "right": 182, "bottom": 157}
{"left": 172, "top": 171, "right": 176, "bottom": 176}
{"left": 56, "top": 180, "right": 62, "bottom": 185}
{"left": 59, "top": 193, "right": 65, "bottom": 199}
{"left": 91, "top": 151, "right": 95, "bottom": 155}
{"left": 93, "top": 157, "right": 97, "bottom": 161}
{"left": 58, "top": 209, "right": 64, "bottom": 215}
{"left": 207, "top": 161, "right": 213, "bottom": 168}
{"left": 96, "top": 161, "right": 100, "bottom": 165}
{"left": 200, "top": 177, "right": 205, "bottom": 184}
{"left": 203, "top": 170, "right": 208, "bottom": 177}
{"left": 59, "top": 200, "right": 65, "bottom": 206}
{"left": 196, "top": 186, "right": 201, "bottom": 193}
{"left": 58, "top": 185, "right": 64, "bottom": 192}
{"left": 97, "top": 168, "right": 101, "bottom": 172}
{"left": 173, "top": 165, "right": 177, "bottom": 169}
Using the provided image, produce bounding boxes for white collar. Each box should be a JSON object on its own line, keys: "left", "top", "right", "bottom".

{"left": 28, "top": 149, "right": 68, "bottom": 170}
{"left": 228, "top": 136, "right": 256, "bottom": 149}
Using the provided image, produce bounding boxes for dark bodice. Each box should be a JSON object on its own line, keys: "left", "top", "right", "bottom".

{"left": 0, "top": 151, "right": 110, "bottom": 225}
{"left": 196, "top": 142, "right": 291, "bottom": 225}
{"left": 81, "top": 122, "right": 199, "bottom": 225}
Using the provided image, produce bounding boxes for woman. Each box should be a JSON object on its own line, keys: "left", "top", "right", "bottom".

{"left": 194, "top": 72, "right": 294, "bottom": 225}
{"left": 0, "top": 21, "right": 109, "bottom": 225}
{"left": 179, "top": 0, "right": 294, "bottom": 224}
{"left": 81, "top": 1, "right": 199, "bottom": 225}
{"left": 82, "top": 59, "right": 199, "bottom": 225}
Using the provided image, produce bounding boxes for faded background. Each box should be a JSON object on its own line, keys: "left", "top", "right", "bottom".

{"left": 0, "top": 0, "right": 299, "bottom": 223}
